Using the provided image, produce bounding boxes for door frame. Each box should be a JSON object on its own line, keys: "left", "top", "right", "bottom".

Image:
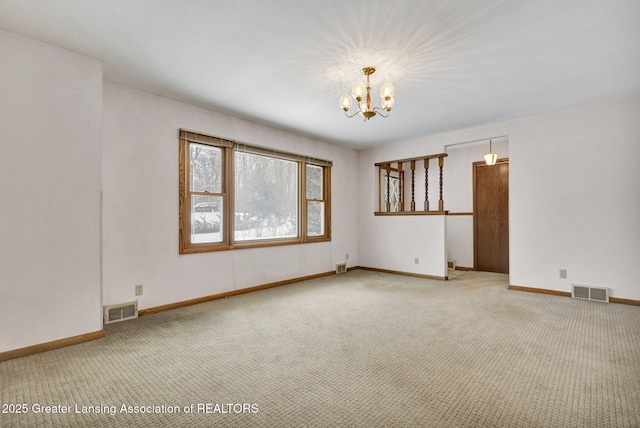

{"left": 472, "top": 157, "right": 509, "bottom": 271}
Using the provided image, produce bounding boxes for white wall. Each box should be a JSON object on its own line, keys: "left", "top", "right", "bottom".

{"left": 510, "top": 95, "right": 640, "bottom": 300}
{"left": 358, "top": 145, "right": 449, "bottom": 278}
{"left": 0, "top": 30, "right": 103, "bottom": 353}
{"left": 444, "top": 138, "right": 509, "bottom": 212}
{"left": 444, "top": 138, "right": 509, "bottom": 268}
{"left": 361, "top": 216, "right": 447, "bottom": 278}
{"left": 446, "top": 216, "right": 474, "bottom": 269}
{"left": 359, "top": 94, "right": 640, "bottom": 300}
{"left": 102, "top": 82, "right": 359, "bottom": 309}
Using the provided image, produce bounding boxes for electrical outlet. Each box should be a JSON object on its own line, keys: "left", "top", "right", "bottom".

{"left": 415, "top": 258, "right": 419, "bottom": 265}
{"left": 135, "top": 284, "right": 143, "bottom": 296}
{"left": 559, "top": 269, "right": 567, "bottom": 279}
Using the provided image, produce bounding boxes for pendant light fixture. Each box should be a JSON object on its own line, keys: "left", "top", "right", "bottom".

{"left": 339, "top": 67, "right": 394, "bottom": 121}
{"left": 484, "top": 139, "right": 497, "bottom": 165}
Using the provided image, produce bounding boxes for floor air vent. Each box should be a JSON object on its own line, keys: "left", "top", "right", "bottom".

{"left": 572, "top": 285, "right": 609, "bottom": 303}
{"left": 104, "top": 301, "right": 138, "bottom": 324}
{"left": 336, "top": 263, "right": 347, "bottom": 274}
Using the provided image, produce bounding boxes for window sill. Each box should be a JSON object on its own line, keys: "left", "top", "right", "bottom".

{"left": 179, "top": 236, "right": 331, "bottom": 254}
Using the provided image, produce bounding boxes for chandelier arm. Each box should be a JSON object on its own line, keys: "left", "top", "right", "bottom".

{"left": 372, "top": 107, "right": 390, "bottom": 118}
{"left": 344, "top": 110, "right": 363, "bottom": 119}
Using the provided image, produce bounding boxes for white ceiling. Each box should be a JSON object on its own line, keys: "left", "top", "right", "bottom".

{"left": 1, "top": 0, "right": 639, "bottom": 149}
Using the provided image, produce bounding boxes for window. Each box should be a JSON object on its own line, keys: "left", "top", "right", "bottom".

{"left": 306, "top": 164, "right": 327, "bottom": 236}
{"left": 234, "top": 152, "right": 298, "bottom": 241}
{"left": 190, "top": 143, "right": 225, "bottom": 244}
{"left": 179, "top": 129, "right": 331, "bottom": 253}
{"left": 378, "top": 166, "right": 403, "bottom": 213}
{"left": 386, "top": 175, "right": 401, "bottom": 212}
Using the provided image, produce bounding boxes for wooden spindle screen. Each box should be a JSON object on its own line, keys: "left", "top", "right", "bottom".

{"left": 374, "top": 153, "right": 448, "bottom": 216}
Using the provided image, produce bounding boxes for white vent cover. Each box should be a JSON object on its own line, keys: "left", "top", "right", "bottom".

{"left": 572, "top": 285, "right": 609, "bottom": 303}
{"left": 104, "top": 301, "right": 138, "bottom": 324}
{"left": 336, "top": 263, "right": 347, "bottom": 274}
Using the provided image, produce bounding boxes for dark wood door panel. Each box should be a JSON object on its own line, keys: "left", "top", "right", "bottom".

{"left": 474, "top": 160, "right": 509, "bottom": 273}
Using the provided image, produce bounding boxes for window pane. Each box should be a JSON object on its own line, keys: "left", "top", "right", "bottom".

{"left": 191, "top": 195, "right": 223, "bottom": 244}
{"left": 306, "top": 165, "right": 323, "bottom": 200}
{"left": 190, "top": 143, "right": 222, "bottom": 193}
{"left": 380, "top": 172, "right": 401, "bottom": 212}
{"left": 386, "top": 176, "right": 400, "bottom": 212}
{"left": 307, "top": 201, "right": 325, "bottom": 236}
{"left": 235, "top": 152, "right": 298, "bottom": 241}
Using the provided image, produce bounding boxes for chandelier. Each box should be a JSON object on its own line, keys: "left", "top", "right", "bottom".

{"left": 339, "top": 67, "right": 394, "bottom": 121}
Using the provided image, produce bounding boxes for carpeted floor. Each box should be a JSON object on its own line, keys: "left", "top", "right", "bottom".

{"left": 1, "top": 270, "right": 639, "bottom": 427}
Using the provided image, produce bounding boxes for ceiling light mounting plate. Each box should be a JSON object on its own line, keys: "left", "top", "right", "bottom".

{"left": 362, "top": 67, "right": 376, "bottom": 76}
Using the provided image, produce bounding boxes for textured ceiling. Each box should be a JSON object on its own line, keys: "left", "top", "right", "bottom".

{"left": 1, "top": 0, "right": 639, "bottom": 149}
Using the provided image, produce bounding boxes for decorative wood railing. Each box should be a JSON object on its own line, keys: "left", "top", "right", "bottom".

{"left": 375, "top": 153, "right": 448, "bottom": 216}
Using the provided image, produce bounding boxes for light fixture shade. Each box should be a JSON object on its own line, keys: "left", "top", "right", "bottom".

{"left": 484, "top": 153, "right": 498, "bottom": 165}
{"left": 380, "top": 83, "right": 394, "bottom": 99}
{"left": 382, "top": 97, "right": 395, "bottom": 111}
{"left": 339, "top": 95, "right": 352, "bottom": 111}
{"left": 359, "top": 100, "right": 368, "bottom": 112}
{"left": 351, "top": 84, "right": 366, "bottom": 101}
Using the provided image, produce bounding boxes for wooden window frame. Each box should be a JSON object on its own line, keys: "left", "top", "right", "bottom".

{"left": 179, "top": 129, "right": 332, "bottom": 254}
{"left": 304, "top": 163, "right": 332, "bottom": 243}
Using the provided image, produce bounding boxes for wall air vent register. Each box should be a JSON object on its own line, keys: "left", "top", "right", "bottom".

{"left": 572, "top": 285, "right": 609, "bottom": 303}
{"left": 104, "top": 301, "right": 138, "bottom": 324}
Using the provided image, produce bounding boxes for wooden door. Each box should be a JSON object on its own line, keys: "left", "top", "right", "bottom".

{"left": 473, "top": 159, "right": 509, "bottom": 273}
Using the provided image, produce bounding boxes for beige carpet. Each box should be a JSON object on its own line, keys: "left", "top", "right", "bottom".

{"left": 1, "top": 270, "right": 639, "bottom": 427}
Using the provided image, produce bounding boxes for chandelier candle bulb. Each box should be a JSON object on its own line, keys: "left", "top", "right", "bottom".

{"left": 339, "top": 95, "right": 352, "bottom": 111}
{"left": 382, "top": 97, "right": 394, "bottom": 111}
{"left": 380, "top": 82, "right": 394, "bottom": 99}
{"left": 352, "top": 84, "right": 366, "bottom": 101}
